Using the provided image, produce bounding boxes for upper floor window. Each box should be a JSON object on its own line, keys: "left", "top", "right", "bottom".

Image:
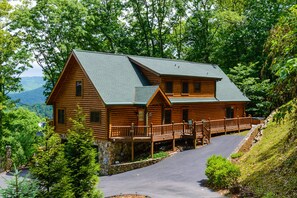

{"left": 165, "top": 81, "right": 173, "bottom": 93}
{"left": 76, "top": 81, "right": 82, "bottom": 96}
{"left": 58, "top": 109, "right": 65, "bottom": 124}
{"left": 194, "top": 82, "right": 201, "bottom": 93}
{"left": 90, "top": 111, "right": 100, "bottom": 123}
{"left": 182, "top": 82, "right": 189, "bottom": 93}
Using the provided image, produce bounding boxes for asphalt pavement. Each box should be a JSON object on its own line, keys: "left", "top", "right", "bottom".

{"left": 99, "top": 135, "right": 245, "bottom": 198}
{"left": 0, "top": 135, "right": 245, "bottom": 197}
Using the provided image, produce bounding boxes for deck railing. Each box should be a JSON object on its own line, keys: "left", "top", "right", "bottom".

{"left": 109, "top": 116, "right": 252, "bottom": 142}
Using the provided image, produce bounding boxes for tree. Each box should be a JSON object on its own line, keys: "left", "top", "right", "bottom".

{"left": 30, "top": 125, "right": 73, "bottom": 197}
{"left": 228, "top": 63, "right": 273, "bottom": 116}
{"left": 0, "top": 0, "right": 31, "bottom": 149}
{"left": 11, "top": 0, "right": 88, "bottom": 97}
{"left": 0, "top": 165, "right": 39, "bottom": 198}
{"left": 2, "top": 108, "right": 42, "bottom": 167}
{"left": 265, "top": 5, "right": 297, "bottom": 107}
{"left": 64, "top": 106, "right": 101, "bottom": 198}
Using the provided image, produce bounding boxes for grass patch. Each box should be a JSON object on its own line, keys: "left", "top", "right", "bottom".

{"left": 233, "top": 130, "right": 250, "bottom": 136}
{"left": 230, "top": 152, "right": 244, "bottom": 159}
{"left": 135, "top": 151, "right": 169, "bottom": 161}
{"left": 238, "top": 113, "right": 297, "bottom": 197}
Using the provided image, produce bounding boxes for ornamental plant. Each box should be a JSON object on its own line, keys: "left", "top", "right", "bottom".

{"left": 205, "top": 155, "right": 241, "bottom": 189}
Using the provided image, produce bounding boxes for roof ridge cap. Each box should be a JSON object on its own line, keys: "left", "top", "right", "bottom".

{"left": 73, "top": 49, "right": 129, "bottom": 58}
{"left": 129, "top": 55, "right": 218, "bottom": 67}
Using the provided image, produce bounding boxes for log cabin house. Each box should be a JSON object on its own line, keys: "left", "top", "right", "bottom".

{"left": 47, "top": 50, "right": 251, "bottom": 174}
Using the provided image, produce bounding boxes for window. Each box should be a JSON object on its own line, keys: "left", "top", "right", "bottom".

{"left": 90, "top": 111, "right": 100, "bottom": 123}
{"left": 165, "top": 81, "right": 173, "bottom": 93}
{"left": 194, "top": 82, "right": 201, "bottom": 93}
{"left": 182, "top": 109, "right": 189, "bottom": 122}
{"left": 164, "top": 109, "right": 172, "bottom": 124}
{"left": 76, "top": 81, "right": 82, "bottom": 96}
{"left": 182, "top": 82, "right": 189, "bottom": 93}
{"left": 58, "top": 109, "right": 65, "bottom": 124}
{"left": 226, "top": 107, "right": 234, "bottom": 118}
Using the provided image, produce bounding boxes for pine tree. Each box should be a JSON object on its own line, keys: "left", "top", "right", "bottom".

{"left": 0, "top": 165, "right": 39, "bottom": 198}
{"left": 30, "top": 125, "right": 73, "bottom": 198}
{"left": 64, "top": 106, "right": 101, "bottom": 198}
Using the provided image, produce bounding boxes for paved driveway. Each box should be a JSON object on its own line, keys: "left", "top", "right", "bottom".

{"left": 99, "top": 135, "right": 245, "bottom": 198}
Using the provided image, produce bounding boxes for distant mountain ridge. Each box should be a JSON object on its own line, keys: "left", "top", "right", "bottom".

{"left": 9, "top": 87, "right": 46, "bottom": 105}
{"left": 8, "top": 76, "right": 52, "bottom": 118}
{"left": 20, "top": 76, "right": 44, "bottom": 91}
{"left": 9, "top": 76, "right": 46, "bottom": 105}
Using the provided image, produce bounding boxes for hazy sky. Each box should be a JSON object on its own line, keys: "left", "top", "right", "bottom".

{"left": 21, "top": 62, "right": 43, "bottom": 77}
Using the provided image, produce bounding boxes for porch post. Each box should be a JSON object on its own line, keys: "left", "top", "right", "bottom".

{"left": 237, "top": 116, "right": 240, "bottom": 133}
{"left": 224, "top": 117, "right": 226, "bottom": 135}
{"left": 193, "top": 121, "right": 197, "bottom": 148}
{"left": 131, "top": 123, "right": 135, "bottom": 161}
{"left": 172, "top": 121, "right": 175, "bottom": 151}
{"left": 150, "top": 123, "right": 154, "bottom": 159}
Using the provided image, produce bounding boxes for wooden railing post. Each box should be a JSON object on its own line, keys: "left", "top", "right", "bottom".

{"left": 224, "top": 117, "right": 226, "bottom": 135}
{"left": 208, "top": 118, "right": 211, "bottom": 134}
{"left": 237, "top": 116, "right": 240, "bottom": 133}
{"left": 109, "top": 124, "right": 112, "bottom": 139}
{"left": 172, "top": 121, "right": 175, "bottom": 151}
{"left": 150, "top": 123, "right": 154, "bottom": 159}
{"left": 131, "top": 123, "right": 135, "bottom": 161}
{"left": 193, "top": 121, "right": 197, "bottom": 148}
{"left": 182, "top": 120, "right": 185, "bottom": 135}
{"left": 249, "top": 114, "right": 252, "bottom": 128}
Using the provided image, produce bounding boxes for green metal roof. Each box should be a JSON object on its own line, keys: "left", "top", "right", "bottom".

{"left": 169, "top": 97, "right": 219, "bottom": 104}
{"left": 134, "top": 86, "right": 159, "bottom": 105}
{"left": 72, "top": 50, "right": 249, "bottom": 105}
{"left": 73, "top": 50, "right": 150, "bottom": 105}
{"left": 129, "top": 56, "right": 222, "bottom": 79}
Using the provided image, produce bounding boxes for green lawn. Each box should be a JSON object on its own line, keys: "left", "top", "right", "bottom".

{"left": 238, "top": 115, "right": 297, "bottom": 197}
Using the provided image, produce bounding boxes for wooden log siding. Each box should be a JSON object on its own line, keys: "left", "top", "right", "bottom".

{"left": 138, "top": 66, "right": 161, "bottom": 85}
{"left": 171, "top": 103, "right": 245, "bottom": 123}
{"left": 54, "top": 57, "right": 107, "bottom": 139}
{"left": 160, "top": 78, "right": 215, "bottom": 97}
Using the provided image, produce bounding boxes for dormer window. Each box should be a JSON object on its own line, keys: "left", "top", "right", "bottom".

{"left": 182, "top": 82, "right": 189, "bottom": 93}
{"left": 165, "top": 81, "right": 173, "bottom": 93}
{"left": 194, "top": 82, "right": 201, "bottom": 93}
{"left": 76, "top": 81, "right": 82, "bottom": 96}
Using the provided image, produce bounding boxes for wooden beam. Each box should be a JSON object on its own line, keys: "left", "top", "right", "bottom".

{"left": 172, "top": 121, "right": 175, "bottom": 151}
{"left": 131, "top": 140, "right": 134, "bottom": 161}
{"left": 151, "top": 123, "right": 154, "bottom": 159}
{"left": 193, "top": 121, "right": 197, "bottom": 148}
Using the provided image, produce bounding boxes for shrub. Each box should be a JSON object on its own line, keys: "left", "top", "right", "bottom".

{"left": 231, "top": 152, "right": 244, "bottom": 159}
{"left": 205, "top": 155, "right": 241, "bottom": 189}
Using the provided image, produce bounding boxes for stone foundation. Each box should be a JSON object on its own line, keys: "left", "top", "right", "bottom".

{"left": 108, "top": 158, "right": 163, "bottom": 175}
{"left": 96, "top": 140, "right": 152, "bottom": 175}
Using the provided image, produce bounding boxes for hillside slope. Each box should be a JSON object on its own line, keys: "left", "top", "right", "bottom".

{"left": 238, "top": 108, "right": 297, "bottom": 197}
{"left": 9, "top": 87, "right": 46, "bottom": 105}
{"left": 20, "top": 76, "right": 44, "bottom": 91}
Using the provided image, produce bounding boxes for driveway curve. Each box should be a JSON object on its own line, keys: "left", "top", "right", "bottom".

{"left": 99, "top": 135, "right": 245, "bottom": 198}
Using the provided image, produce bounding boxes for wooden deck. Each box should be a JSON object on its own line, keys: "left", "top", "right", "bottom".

{"left": 109, "top": 117, "right": 252, "bottom": 161}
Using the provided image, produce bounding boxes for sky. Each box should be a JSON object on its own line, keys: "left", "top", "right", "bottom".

{"left": 21, "top": 62, "right": 43, "bottom": 77}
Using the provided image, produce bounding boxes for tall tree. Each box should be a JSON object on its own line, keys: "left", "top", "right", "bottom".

{"left": 64, "top": 106, "right": 101, "bottom": 198}
{"left": 126, "top": 0, "right": 184, "bottom": 58}
{"left": 265, "top": 4, "right": 297, "bottom": 107}
{"left": 0, "top": 0, "right": 31, "bottom": 150}
{"left": 2, "top": 108, "right": 41, "bottom": 167}
{"left": 12, "top": 0, "right": 88, "bottom": 97}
